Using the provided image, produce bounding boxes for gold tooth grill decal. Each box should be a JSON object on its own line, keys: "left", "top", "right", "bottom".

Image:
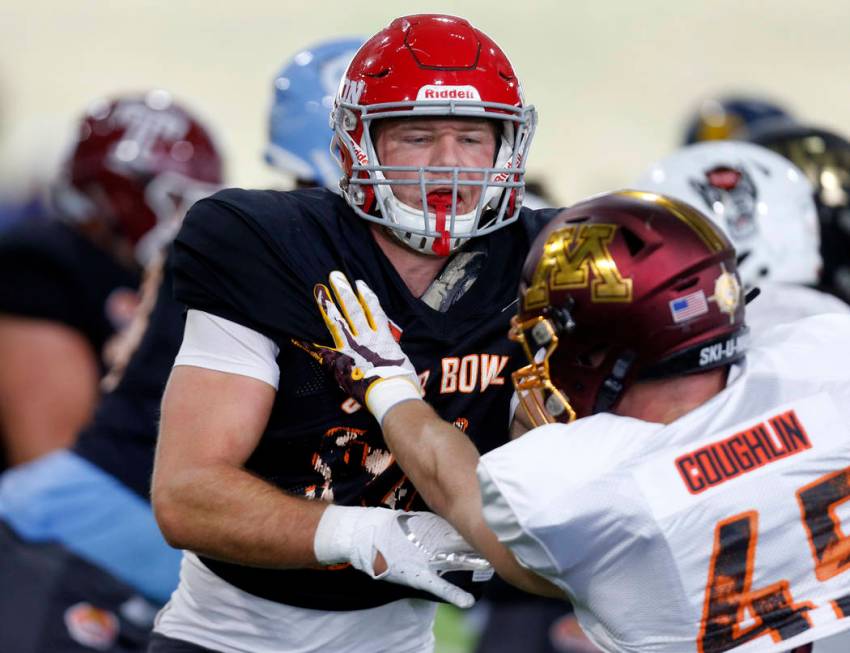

{"left": 619, "top": 190, "right": 726, "bottom": 253}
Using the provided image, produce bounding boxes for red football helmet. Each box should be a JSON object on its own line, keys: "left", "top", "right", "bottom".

{"left": 54, "top": 90, "right": 224, "bottom": 263}
{"left": 331, "top": 14, "right": 536, "bottom": 256}
{"left": 510, "top": 191, "right": 748, "bottom": 425}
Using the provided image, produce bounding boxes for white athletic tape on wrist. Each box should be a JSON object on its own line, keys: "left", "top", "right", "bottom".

{"left": 364, "top": 376, "right": 423, "bottom": 425}
{"left": 313, "top": 504, "right": 366, "bottom": 568}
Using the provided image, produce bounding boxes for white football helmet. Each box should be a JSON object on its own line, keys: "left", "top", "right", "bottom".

{"left": 636, "top": 141, "right": 820, "bottom": 287}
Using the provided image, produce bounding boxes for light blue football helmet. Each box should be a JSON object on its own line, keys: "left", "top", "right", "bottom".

{"left": 265, "top": 37, "right": 364, "bottom": 190}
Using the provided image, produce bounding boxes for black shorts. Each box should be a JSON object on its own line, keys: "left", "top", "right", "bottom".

{"left": 0, "top": 522, "right": 156, "bottom": 653}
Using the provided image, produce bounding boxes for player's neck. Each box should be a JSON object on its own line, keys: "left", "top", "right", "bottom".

{"left": 614, "top": 367, "right": 728, "bottom": 425}
{"left": 369, "top": 224, "right": 447, "bottom": 298}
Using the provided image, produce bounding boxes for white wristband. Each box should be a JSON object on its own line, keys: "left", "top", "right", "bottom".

{"left": 313, "top": 504, "right": 362, "bottom": 565}
{"left": 364, "top": 377, "right": 423, "bottom": 425}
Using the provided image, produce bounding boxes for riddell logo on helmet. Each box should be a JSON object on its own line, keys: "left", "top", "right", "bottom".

{"left": 416, "top": 86, "right": 482, "bottom": 101}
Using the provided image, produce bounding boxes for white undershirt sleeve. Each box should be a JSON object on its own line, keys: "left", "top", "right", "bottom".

{"left": 174, "top": 309, "right": 281, "bottom": 389}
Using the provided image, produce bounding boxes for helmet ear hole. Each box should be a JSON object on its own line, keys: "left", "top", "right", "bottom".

{"left": 621, "top": 228, "right": 646, "bottom": 257}
{"left": 672, "top": 276, "right": 699, "bottom": 292}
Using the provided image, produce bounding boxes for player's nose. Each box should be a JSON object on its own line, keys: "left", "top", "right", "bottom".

{"left": 429, "top": 134, "right": 463, "bottom": 168}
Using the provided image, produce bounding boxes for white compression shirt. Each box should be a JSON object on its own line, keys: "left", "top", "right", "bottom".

{"left": 173, "top": 309, "right": 281, "bottom": 388}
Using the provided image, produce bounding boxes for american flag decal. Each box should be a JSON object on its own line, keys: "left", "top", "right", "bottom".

{"left": 669, "top": 290, "right": 709, "bottom": 323}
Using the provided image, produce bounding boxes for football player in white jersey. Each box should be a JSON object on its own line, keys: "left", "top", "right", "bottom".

{"left": 636, "top": 141, "right": 849, "bottom": 332}
{"left": 309, "top": 190, "right": 850, "bottom": 653}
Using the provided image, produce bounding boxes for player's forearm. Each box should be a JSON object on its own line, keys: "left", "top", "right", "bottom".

{"left": 382, "top": 400, "right": 565, "bottom": 599}
{"left": 151, "top": 461, "right": 325, "bottom": 568}
{"left": 382, "top": 399, "right": 482, "bottom": 528}
{"left": 382, "top": 401, "right": 503, "bottom": 561}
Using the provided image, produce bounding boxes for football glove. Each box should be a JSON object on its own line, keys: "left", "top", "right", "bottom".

{"left": 303, "top": 270, "right": 422, "bottom": 424}
{"left": 313, "top": 504, "right": 491, "bottom": 608}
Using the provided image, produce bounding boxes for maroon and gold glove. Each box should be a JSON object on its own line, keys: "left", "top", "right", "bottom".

{"left": 299, "top": 271, "right": 422, "bottom": 423}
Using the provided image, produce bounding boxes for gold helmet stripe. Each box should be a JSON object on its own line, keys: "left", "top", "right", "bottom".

{"left": 619, "top": 190, "right": 726, "bottom": 253}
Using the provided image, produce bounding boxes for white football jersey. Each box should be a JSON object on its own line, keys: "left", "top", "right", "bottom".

{"left": 479, "top": 314, "right": 850, "bottom": 653}
{"left": 746, "top": 283, "right": 849, "bottom": 333}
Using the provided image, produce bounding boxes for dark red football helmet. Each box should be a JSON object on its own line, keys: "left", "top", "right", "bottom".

{"left": 510, "top": 191, "right": 748, "bottom": 425}
{"left": 331, "top": 14, "right": 536, "bottom": 256}
{"left": 55, "top": 90, "right": 223, "bottom": 261}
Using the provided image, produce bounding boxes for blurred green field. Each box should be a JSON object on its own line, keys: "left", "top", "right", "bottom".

{"left": 434, "top": 605, "right": 478, "bottom": 653}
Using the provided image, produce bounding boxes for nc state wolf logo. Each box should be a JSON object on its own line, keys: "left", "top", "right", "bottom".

{"left": 690, "top": 165, "right": 759, "bottom": 241}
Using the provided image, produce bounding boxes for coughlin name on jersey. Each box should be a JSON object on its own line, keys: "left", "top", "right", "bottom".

{"left": 479, "top": 314, "right": 850, "bottom": 653}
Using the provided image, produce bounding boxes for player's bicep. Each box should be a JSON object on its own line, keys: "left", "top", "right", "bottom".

{"left": 156, "top": 310, "right": 280, "bottom": 471}
{"left": 157, "top": 365, "right": 276, "bottom": 468}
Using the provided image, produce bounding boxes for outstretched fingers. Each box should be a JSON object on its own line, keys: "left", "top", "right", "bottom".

{"left": 355, "top": 279, "right": 393, "bottom": 337}
{"left": 422, "top": 574, "right": 475, "bottom": 609}
{"left": 328, "top": 271, "right": 372, "bottom": 336}
{"left": 313, "top": 283, "right": 350, "bottom": 350}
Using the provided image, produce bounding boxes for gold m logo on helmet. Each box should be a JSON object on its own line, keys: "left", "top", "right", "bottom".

{"left": 524, "top": 224, "right": 632, "bottom": 309}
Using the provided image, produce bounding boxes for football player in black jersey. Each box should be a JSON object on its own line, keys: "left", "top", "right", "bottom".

{"left": 0, "top": 93, "right": 222, "bottom": 652}
{"left": 149, "top": 14, "right": 559, "bottom": 653}
{"left": 0, "top": 91, "right": 222, "bottom": 470}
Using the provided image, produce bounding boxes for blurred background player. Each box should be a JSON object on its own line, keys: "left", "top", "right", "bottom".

{"left": 0, "top": 91, "right": 222, "bottom": 471}
{"left": 0, "top": 38, "right": 363, "bottom": 653}
{"left": 636, "top": 140, "right": 849, "bottom": 331}
{"left": 681, "top": 94, "right": 794, "bottom": 145}
{"left": 747, "top": 123, "right": 850, "bottom": 305}
{"left": 0, "top": 90, "right": 223, "bottom": 652}
{"left": 265, "top": 36, "right": 364, "bottom": 189}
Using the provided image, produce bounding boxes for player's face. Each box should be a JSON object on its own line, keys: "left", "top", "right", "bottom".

{"left": 374, "top": 117, "right": 498, "bottom": 214}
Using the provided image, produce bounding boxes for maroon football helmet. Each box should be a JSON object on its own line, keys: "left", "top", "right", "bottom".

{"left": 331, "top": 14, "right": 536, "bottom": 256}
{"left": 56, "top": 90, "right": 223, "bottom": 261}
{"left": 510, "top": 191, "right": 748, "bottom": 425}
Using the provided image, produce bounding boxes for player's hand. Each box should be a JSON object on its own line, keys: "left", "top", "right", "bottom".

{"left": 313, "top": 505, "right": 492, "bottom": 609}
{"left": 301, "top": 270, "right": 422, "bottom": 424}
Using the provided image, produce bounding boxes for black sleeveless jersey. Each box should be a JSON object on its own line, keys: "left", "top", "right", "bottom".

{"left": 72, "top": 255, "right": 184, "bottom": 499}
{"left": 0, "top": 219, "right": 140, "bottom": 357}
{"left": 171, "top": 187, "right": 558, "bottom": 611}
